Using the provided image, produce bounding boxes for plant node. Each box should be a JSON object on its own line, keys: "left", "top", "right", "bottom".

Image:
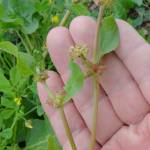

{"left": 34, "top": 68, "right": 49, "bottom": 82}
{"left": 53, "top": 90, "right": 66, "bottom": 108}
{"left": 46, "top": 90, "right": 66, "bottom": 108}
{"left": 93, "top": 64, "right": 106, "bottom": 74}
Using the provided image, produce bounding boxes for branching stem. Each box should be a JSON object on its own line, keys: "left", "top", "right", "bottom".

{"left": 93, "top": 5, "right": 105, "bottom": 64}
{"left": 90, "top": 4, "right": 105, "bottom": 150}
{"left": 59, "top": 10, "right": 71, "bottom": 26}
{"left": 43, "top": 81, "right": 77, "bottom": 150}
{"left": 16, "top": 31, "right": 31, "bottom": 54}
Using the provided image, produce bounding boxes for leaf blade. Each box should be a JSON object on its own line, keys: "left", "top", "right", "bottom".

{"left": 64, "top": 61, "right": 84, "bottom": 102}
{"left": 97, "top": 16, "right": 120, "bottom": 62}
{"left": 17, "top": 52, "right": 36, "bottom": 77}
{"left": 0, "top": 41, "right": 18, "bottom": 57}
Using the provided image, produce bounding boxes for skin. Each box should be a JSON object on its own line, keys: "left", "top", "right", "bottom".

{"left": 37, "top": 16, "right": 150, "bottom": 150}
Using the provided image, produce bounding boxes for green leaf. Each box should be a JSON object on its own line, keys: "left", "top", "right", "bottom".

{"left": 97, "top": 16, "right": 120, "bottom": 62}
{"left": 1, "top": 128, "right": 13, "bottom": 140}
{"left": 37, "top": 105, "right": 44, "bottom": 117}
{"left": 0, "top": 69, "right": 12, "bottom": 95}
{"left": 71, "top": 3, "right": 90, "bottom": 16}
{"left": 120, "top": 0, "right": 134, "bottom": 9}
{"left": 111, "top": 0, "right": 134, "bottom": 19}
{"left": 64, "top": 61, "right": 84, "bottom": 102}
{"left": 132, "top": 0, "right": 143, "bottom": 6}
{"left": 0, "top": 41, "right": 18, "bottom": 57}
{"left": 17, "top": 52, "right": 36, "bottom": 77}
{"left": 9, "top": 66, "right": 22, "bottom": 86}
{"left": 1, "top": 109, "right": 14, "bottom": 119}
{"left": 48, "top": 136, "right": 60, "bottom": 150}
{"left": 112, "top": 1, "right": 128, "bottom": 19}
{"left": 25, "top": 119, "right": 53, "bottom": 150}
{"left": 0, "top": 3, "right": 5, "bottom": 18}
{"left": 0, "top": 116, "right": 3, "bottom": 129}
{"left": 1, "top": 97, "right": 16, "bottom": 109}
{"left": 22, "top": 18, "right": 39, "bottom": 34}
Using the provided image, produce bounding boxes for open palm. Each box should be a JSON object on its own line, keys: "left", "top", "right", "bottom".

{"left": 37, "top": 16, "right": 150, "bottom": 150}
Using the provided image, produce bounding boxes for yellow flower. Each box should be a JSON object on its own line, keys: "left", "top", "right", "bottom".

{"left": 51, "top": 15, "right": 59, "bottom": 24}
{"left": 14, "top": 97, "right": 22, "bottom": 106}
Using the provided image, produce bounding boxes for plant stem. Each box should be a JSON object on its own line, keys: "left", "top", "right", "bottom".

{"left": 3, "top": 54, "right": 12, "bottom": 68}
{"left": 43, "top": 82, "right": 55, "bottom": 100}
{"left": 90, "top": 75, "right": 99, "bottom": 150}
{"left": 93, "top": 5, "right": 105, "bottom": 64}
{"left": 24, "top": 34, "right": 34, "bottom": 53}
{"left": 59, "top": 106, "right": 77, "bottom": 150}
{"left": 43, "top": 10, "right": 71, "bottom": 59}
{"left": 59, "top": 10, "right": 71, "bottom": 26}
{"left": 43, "top": 82, "right": 76, "bottom": 149}
{"left": 24, "top": 106, "right": 38, "bottom": 116}
{"left": 16, "top": 31, "right": 31, "bottom": 54}
{"left": 90, "top": 5, "right": 105, "bottom": 150}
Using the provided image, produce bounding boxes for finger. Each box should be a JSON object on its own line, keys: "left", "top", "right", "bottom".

{"left": 46, "top": 27, "right": 72, "bottom": 76}
{"left": 100, "top": 53, "right": 149, "bottom": 124}
{"left": 63, "top": 128, "right": 101, "bottom": 150}
{"left": 102, "top": 113, "right": 150, "bottom": 150}
{"left": 46, "top": 23, "right": 123, "bottom": 144}
{"left": 69, "top": 16, "right": 150, "bottom": 124}
{"left": 37, "top": 71, "right": 101, "bottom": 149}
{"left": 115, "top": 20, "right": 150, "bottom": 105}
{"left": 80, "top": 84, "right": 123, "bottom": 144}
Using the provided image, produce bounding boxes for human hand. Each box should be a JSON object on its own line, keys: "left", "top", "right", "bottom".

{"left": 37, "top": 16, "right": 150, "bottom": 150}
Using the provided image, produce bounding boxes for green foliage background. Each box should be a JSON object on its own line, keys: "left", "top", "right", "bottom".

{"left": 0, "top": 0, "right": 149, "bottom": 150}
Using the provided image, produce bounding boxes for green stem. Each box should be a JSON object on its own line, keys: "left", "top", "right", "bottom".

{"left": 43, "top": 10, "right": 71, "bottom": 59}
{"left": 59, "top": 106, "right": 77, "bottom": 150}
{"left": 11, "top": 116, "right": 18, "bottom": 129}
{"left": 3, "top": 54, "right": 12, "bottom": 68}
{"left": 16, "top": 31, "right": 31, "bottom": 54}
{"left": 12, "top": 120, "right": 18, "bottom": 144}
{"left": 24, "top": 106, "right": 38, "bottom": 116}
{"left": 93, "top": 5, "right": 105, "bottom": 64}
{"left": 43, "top": 82, "right": 55, "bottom": 100}
{"left": 90, "top": 5, "right": 105, "bottom": 150}
{"left": 0, "top": 55, "right": 8, "bottom": 70}
{"left": 24, "top": 34, "right": 34, "bottom": 52}
{"left": 43, "top": 82, "right": 76, "bottom": 149}
{"left": 90, "top": 75, "right": 99, "bottom": 150}
{"left": 59, "top": 10, "right": 71, "bottom": 26}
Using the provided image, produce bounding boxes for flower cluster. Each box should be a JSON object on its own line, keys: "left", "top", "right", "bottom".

{"left": 69, "top": 44, "right": 88, "bottom": 59}
{"left": 53, "top": 91, "right": 66, "bottom": 108}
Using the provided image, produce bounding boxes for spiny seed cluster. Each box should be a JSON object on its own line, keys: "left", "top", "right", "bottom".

{"left": 69, "top": 44, "right": 88, "bottom": 59}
